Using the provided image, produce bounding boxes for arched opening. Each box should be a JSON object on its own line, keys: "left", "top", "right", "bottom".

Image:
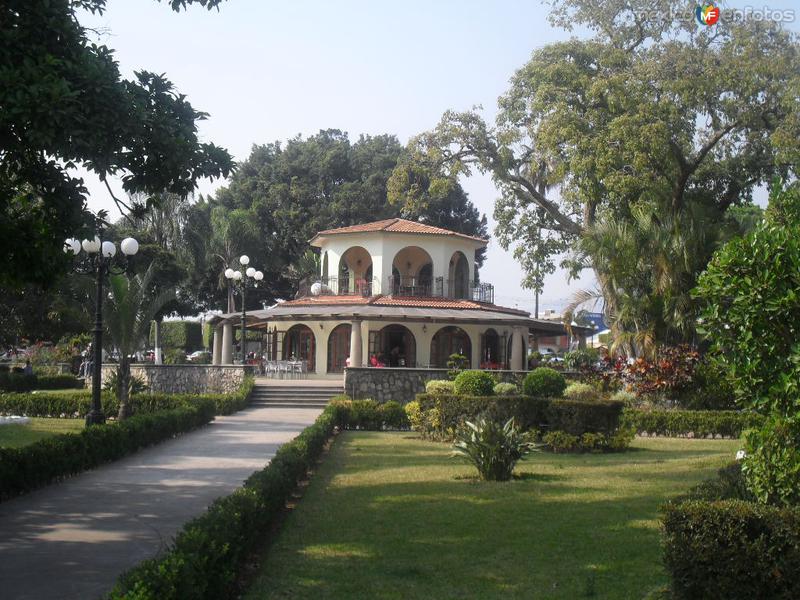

{"left": 391, "top": 246, "right": 433, "bottom": 296}
{"left": 322, "top": 251, "right": 329, "bottom": 279}
{"left": 480, "top": 328, "right": 502, "bottom": 369}
{"left": 283, "top": 324, "right": 316, "bottom": 371}
{"left": 448, "top": 251, "right": 470, "bottom": 299}
{"left": 368, "top": 324, "right": 416, "bottom": 367}
{"left": 338, "top": 246, "right": 373, "bottom": 295}
{"left": 327, "top": 323, "right": 352, "bottom": 373}
{"left": 430, "top": 326, "right": 472, "bottom": 368}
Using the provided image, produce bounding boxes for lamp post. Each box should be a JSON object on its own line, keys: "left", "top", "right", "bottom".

{"left": 225, "top": 255, "right": 263, "bottom": 365}
{"left": 64, "top": 234, "right": 139, "bottom": 425}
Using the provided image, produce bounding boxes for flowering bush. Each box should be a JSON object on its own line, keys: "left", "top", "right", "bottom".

{"left": 618, "top": 345, "right": 699, "bottom": 399}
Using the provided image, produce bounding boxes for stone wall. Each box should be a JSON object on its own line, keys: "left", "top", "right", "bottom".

{"left": 93, "top": 364, "right": 254, "bottom": 394}
{"left": 343, "top": 367, "right": 532, "bottom": 404}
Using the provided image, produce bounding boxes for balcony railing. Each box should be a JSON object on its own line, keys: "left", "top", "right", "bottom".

{"left": 297, "top": 275, "right": 379, "bottom": 298}
{"left": 297, "top": 274, "right": 495, "bottom": 304}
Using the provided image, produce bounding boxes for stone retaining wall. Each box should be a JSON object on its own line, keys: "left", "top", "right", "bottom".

{"left": 343, "top": 367, "right": 532, "bottom": 404}
{"left": 92, "top": 364, "right": 254, "bottom": 394}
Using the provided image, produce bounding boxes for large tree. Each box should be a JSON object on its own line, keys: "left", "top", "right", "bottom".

{"left": 389, "top": 0, "right": 799, "bottom": 347}
{"left": 190, "top": 129, "right": 488, "bottom": 311}
{"left": 0, "top": 0, "right": 234, "bottom": 288}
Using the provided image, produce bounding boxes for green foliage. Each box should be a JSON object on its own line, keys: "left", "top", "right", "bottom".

{"left": 446, "top": 353, "right": 469, "bottom": 379}
{"left": 562, "top": 382, "right": 598, "bottom": 402}
{"left": 110, "top": 403, "right": 341, "bottom": 599}
{"left": 328, "top": 399, "right": 410, "bottom": 431}
{"left": 522, "top": 367, "right": 566, "bottom": 398}
{"left": 149, "top": 321, "right": 203, "bottom": 351}
{"left": 0, "top": 400, "right": 216, "bottom": 502}
{"left": 451, "top": 418, "right": 537, "bottom": 481}
{"left": 164, "top": 348, "right": 187, "bottom": 364}
{"left": 453, "top": 370, "right": 496, "bottom": 396}
{"left": 610, "top": 390, "right": 637, "bottom": 405}
{"left": 622, "top": 408, "right": 762, "bottom": 439}
{"left": 680, "top": 462, "right": 754, "bottom": 504}
{"left": 676, "top": 357, "right": 737, "bottom": 411}
{"left": 103, "top": 369, "right": 148, "bottom": 398}
{"left": 542, "top": 430, "right": 578, "bottom": 453}
{"left": 0, "top": 372, "right": 81, "bottom": 392}
{"left": 0, "top": 0, "right": 234, "bottom": 289}
{"left": 742, "top": 416, "right": 800, "bottom": 507}
{"left": 563, "top": 348, "right": 599, "bottom": 372}
{"left": 493, "top": 382, "right": 518, "bottom": 396}
{"left": 661, "top": 500, "right": 800, "bottom": 600}
{"left": 424, "top": 379, "right": 455, "bottom": 395}
{"left": 543, "top": 426, "right": 634, "bottom": 454}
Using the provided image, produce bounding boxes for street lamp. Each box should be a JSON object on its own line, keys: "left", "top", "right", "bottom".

{"left": 64, "top": 234, "right": 138, "bottom": 425}
{"left": 225, "top": 255, "right": 263, "bottom": 365}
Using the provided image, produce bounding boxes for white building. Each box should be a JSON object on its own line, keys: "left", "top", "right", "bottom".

{"left": 211, "top": 218, "right": 584, "bottom": 376}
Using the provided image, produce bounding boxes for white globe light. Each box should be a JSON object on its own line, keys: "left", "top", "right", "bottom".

{"left": 234, "top": 270, "right": 243, "bottom": 280}
{"left": 101, "top": 241, "right": 117, "bottom": 258}
{"left": 120, "top": 237, "right": 139, "bottom": 256}
{"left": 254, "top": 271, "right": 264, "bottom": 281}
{"left": 246, "top": 267, "right": 256, "bottom": 278}
{"left": 82, "top": 237, "right": 101, "bottom": 253}
{"left": 224, "top": 268, "right": 235, "bottom": 279}
{"left": 239, "top": 255, "right": 250, "bottom": 266}
{"left": 64, "top": 238, "right": 81, "bottom": 255}
{"left": 310, "top": 282, "right": 322, "bottom": 296}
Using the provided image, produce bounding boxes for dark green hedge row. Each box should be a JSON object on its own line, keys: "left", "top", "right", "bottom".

{"left": 149, "top": 321, "right": 203, "bottom": 351}
{"left": 662, "top": 499, "right": 800, "bottom": 600}
{"left": 0, "top": 378, "right": 254, "bottom": 418}
{"left": 0, "top": 372, "right": 82, "bottom": 392}
{"left": 622, "top": 408, "right": 763, "bottom": 438}
{"left": 416, "top": 394, "right": 624, "bottom": 437}
{"left": 329, "top": 398, "right": 410, "bottom": 430}
{"left": 110, "top": 402, "right": 340, "bottom": 599}
{"left": 0, "top": 400, "right": 216, "bottom": 502}
{"left": 35, "top": 374, "right": 84, "bottom": 390}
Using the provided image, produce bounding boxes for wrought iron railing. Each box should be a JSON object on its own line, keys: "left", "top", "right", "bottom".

{"left": 387, "top": 275, "right": 433, "bottom": 297}
{"left": 297, "top": 275, "right": 379, "bottom": 298}
{"left": 433, "top": 277, "right": 494, "bottom": 303}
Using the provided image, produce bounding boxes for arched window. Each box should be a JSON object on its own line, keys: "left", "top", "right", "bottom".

{"left": 327, "top": 324, "right": 352, "bottom": 373}
{"left": 448, "top": 251, "right": 470, "bottom": 299}
{"left": 391, "top": 246, "right": 433, "bottom": 296}
{"left": 367, "top": 324, "right": 416, "bottom": 367}
{"left": 339, "top": 246, "right": 373, "bottom": 295}
{"left": 283, "top": 324, "right": 316, "bottom": 371}
{"left": 480, "top": 328, "right": 501, "bottom": 369}
{"left": 430, "top": 326, "right": 472, "bottom": 368}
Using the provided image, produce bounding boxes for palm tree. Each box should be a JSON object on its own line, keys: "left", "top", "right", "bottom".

{"left": 105, "top": 264, "right": 175, "bottom": 419}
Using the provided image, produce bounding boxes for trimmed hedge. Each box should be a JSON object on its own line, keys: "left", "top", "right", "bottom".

{"left": 110, "top": 403, "right": 341, "bottom": 599}
{"left": 0, "top": 400, "right": 216, "bottom": 502}
{"left": 453, "top": 370, "right": 496, "bottom": 396}
{"left": 35, "top": 374, "right": 84, "bottom": 390}
{"left": 0, "top": 378, "right": 254, "bottom": 418}
{"left": 522, "top": 367, "right": 566, "bottom": 397}
{"left": 149, "top": 320, "right": 203, "bottom": 352}
{"left": 622, "top": 408, "right": 763, "bottom": 438}
{"left": 329, "top": 399, "right": 410, "bottom": 430}
{"left": 0, "top": 372, "right": 82, "bottom": 392}
{"left": 662, "top": 500, "right": 800, "bottom": 600}
{"left": 415, "top": 394, "right": 624, "bottom": 438}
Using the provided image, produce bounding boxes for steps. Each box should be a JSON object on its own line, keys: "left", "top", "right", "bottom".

{"left": 249, "top": 382, "right": 343, "bottom": 409}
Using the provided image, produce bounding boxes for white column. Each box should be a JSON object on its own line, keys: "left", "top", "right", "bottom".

{"left": 510, "top": 326, "right": 524, "bottom": 371}
{"left": 212, "top": 327, "right": 222, "bottom": 365}
{"left": 349, "top": 320, "right": 362, "bottom": 369}
{"left": 221, "top": 322, "right": 233, "bottom": 365}
{"left": 154, "top": 320, "right": 163, "bottom": 365}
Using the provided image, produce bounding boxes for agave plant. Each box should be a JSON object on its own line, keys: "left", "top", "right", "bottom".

{"left": 451, "top": 417, "right": 539, "bottom": 481}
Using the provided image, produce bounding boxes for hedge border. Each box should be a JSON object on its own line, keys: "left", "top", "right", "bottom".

{"left": 0, "top": 400, "right": 216, "bottom": 502}
{"left": 622, "top": 408, "right": 763, "bottom": 438}
{"left": 110, "top": 401, "right": 345, "bottom": 599}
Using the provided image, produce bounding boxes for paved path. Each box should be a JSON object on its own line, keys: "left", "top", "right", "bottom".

{"left": 0, "top": 405, "right": 322, "bottom": 600}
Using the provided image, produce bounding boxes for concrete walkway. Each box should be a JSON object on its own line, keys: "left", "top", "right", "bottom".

{"left": 0, "top": 405, "right": 322, "bottom": 600}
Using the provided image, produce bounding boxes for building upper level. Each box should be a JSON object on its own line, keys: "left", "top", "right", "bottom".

{"left": 302, "top": 218, "right": 494, "bottom": 304}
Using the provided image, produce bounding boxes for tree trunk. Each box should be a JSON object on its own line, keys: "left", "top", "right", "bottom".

{"left": 116, "top": 358, "right": 132, "bottom": 420}
{"left": 154, "top": 319, "right": 163, "bottom": 365}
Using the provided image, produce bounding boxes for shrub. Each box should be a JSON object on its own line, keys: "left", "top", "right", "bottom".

{"left": 677, "top": 357, "right": 737, "bottom": 410}
{"left": 425, "top": 379, "right": 455, "bottom": 395}
{"left": 662, "top": 500, "right": 800, "bottom": 600}
{"left": 622, "top": 408, "right": 763, "bottom": 438}
{"left": 0, "top": 400, "right": 215, "bottom": 501}
{"left": 330, "top": 398, "right": 410, "bottom": 430}
{"left": 378, "top": 401, "right": 410, "bottom": 430}
{"left": 404, "top": 400, "right": 424, "bottom": 431}
{"left": 563, "top": 348, "right": 599, "bottom": 372}
{"left": 522, "top": 367, "right": 566, "bottom": 397}
{"left": 618, "top": 345, "right": 700, "bottom": 400}
{"left": 610, "top": 389, "right": 637, "bottom": 405}
{"left": 0, "top": 372, "right": 38, "bottom": 392}
{"left": 446, "top": 353, "right": 469, "bottom": 379}
{"left": 164, "top": 348, "right": 187, "bottom": 365}
{"left": 493, "top": 382, "right": 518, "bottom": 396}
{"left": 103, "top": 369, "right": 149, "bottom": 397}
{"left": 35, "top": 374, "right": 83, "bottom": 390}
{"left": 742, "top": 415, "right": 800, "bottom": 507}
{"left": 681, "top": 462, "right": 754, "bottom": 503}
{"left": 543, "top": 430, "right": 578, "bottom": 453}
{"left": 453, "top": 370, "right": 495, "bottom": 396}
{"left": 563, "top": 382, "right": 599, "bottom": 402}
{"left": 451, "top": 417, "right": 537, "bottom": 481}
{"left": 149, "top": 320, "right": 204, "bottom": 352}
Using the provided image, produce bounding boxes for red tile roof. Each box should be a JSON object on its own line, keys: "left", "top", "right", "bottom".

{"left": 312, "top": 218, "right": 487, "bottom": 243}
{"left": 281, "top": 294, "right": 529, "bottom": 316}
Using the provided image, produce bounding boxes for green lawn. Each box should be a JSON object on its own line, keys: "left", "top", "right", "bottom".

{"left": 0, "top": 417, "right": 84, "bottom": 448}
{"left": 246, "top": 432, "right": 739, "bottom": 600}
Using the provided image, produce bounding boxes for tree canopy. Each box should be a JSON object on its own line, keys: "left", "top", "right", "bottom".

{"left": 0, "top": 0, "right": 234, "bottom": 288}
{"left": 389, "top": 0, "right": 798, "bottom": 349}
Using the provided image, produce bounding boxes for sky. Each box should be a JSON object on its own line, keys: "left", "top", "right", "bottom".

{"left": 76, "top": 0, "right": 799, "bottom": 316}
